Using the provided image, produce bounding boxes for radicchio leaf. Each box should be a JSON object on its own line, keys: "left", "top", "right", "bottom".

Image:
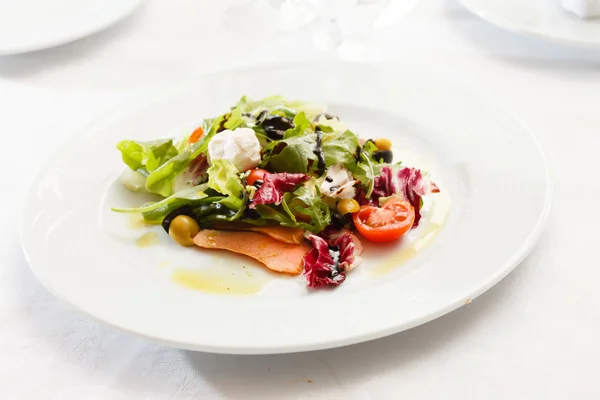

{"left": 396, "top": 167, "right": 430, "bottom": 227}
{"left": 188, "top": 153, "right": 209, "bottom": 183}
{"left": 371, "top": 165, "right": 395, "bottom": 205}
{"left": 303, "top": 233, "right": 358, "bottom": 288}
{"left": 370, "top": 166, "right": 439, "bottom": 227}
{"left": 249, "top": 172, "right": 309, "bottom": 209}
{"left": 354, "top": 184, "right": 369, "bottom": 206}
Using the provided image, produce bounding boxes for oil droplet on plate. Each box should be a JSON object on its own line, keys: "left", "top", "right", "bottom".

{"left": 372, "top": 224, "right": 443, "bottom": 275}
{"left": 129, "top": 213, "right": 146, "bottom": 229}
{"left": 171, "top": 267, "right": 269, "bottom": 296}
{"left": 136, "top": 231, "right": 159, "bottom": 248}
{"left": 372, "top": 190, "right": 451, "bottom": 275}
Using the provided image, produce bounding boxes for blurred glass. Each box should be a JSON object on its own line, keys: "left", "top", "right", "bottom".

{"left": 223, "top": 0, "right": 316, "bottom": 34}
{"left": 311, "top": 0, "right": 422, "bottom": 60}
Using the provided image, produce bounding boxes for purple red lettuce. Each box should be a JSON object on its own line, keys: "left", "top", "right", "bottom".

{"left": 249, "top": 172, "right": 309, "bottom": 209}
{"left": 370, "top": 166, "right": 439, "bottom": 227}
{"left": 371, "top": 165, "right": 395, "bottom": 205}
{"left": 303, "top": 233, "right": 358, "bottom": 288}
{"left": 188, "top": 153, "right": 208, "bottom": 182}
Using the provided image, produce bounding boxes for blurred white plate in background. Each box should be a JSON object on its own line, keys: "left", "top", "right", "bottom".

{"left": 460, "top": 0, "right": 600, "bottom": 47}
{"left": 0, "top": 0, "right": 143, "bottom": 55}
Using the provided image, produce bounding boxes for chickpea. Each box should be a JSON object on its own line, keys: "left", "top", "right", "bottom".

{"left": 168, "top": 215, "right": 200, "bottom": 247}
{"left": 374, "top": 138, "right": 392, "bottom": 151}
{"left": 337, "top": 198, "right": 360, "bottom": 215}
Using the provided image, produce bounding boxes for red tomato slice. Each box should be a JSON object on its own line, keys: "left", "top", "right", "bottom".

{"left": 246, "top": 168, "right": 269, "bottom": 186}
{"left": 188, "top": 126, "right": 204, "bottom": 145}
{"left": 352, "top": 199, "right": 415, "bottom": 242}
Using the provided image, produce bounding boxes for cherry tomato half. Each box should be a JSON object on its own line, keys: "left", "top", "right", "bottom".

{"left": 246, "top": 168, "right": 269, "bottom": 186}
{"left": 188, "top": 126, "right": 204, "bottom": 145}
{"left": 352, "top": 199, "right": 415, "bottom": 242}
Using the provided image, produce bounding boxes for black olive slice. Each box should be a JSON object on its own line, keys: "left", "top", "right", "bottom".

{"left": 374, "top": 150, "right": 393, "bottom": 164}
{"left": 263, "top": 115, "right": 294, "bottom": 140}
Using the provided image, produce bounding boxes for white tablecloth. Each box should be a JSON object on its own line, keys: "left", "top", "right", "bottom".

{"left": 2, "top": 0, "right": 600, "bottom": 398}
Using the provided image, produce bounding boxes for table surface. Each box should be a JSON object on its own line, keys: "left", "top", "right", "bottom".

{"left": 2, "top": 0, "right": 600, "bottom": 398}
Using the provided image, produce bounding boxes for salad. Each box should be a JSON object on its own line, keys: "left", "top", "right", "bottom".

{"left": 114, "top": 96, "right": 440, "bottom": 288}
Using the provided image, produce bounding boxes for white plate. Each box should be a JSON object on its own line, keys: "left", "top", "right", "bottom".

{"left": 460, "top": 0, "right": 600, "bottom": 48}
{"left": 21, "top": 63, "right": 551, "bottom": 354}
{"left": 0, "top": 0, "right": 143, "bottom": 55}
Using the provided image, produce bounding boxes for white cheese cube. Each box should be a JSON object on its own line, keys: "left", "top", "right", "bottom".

{"left": 207, "top": 127, "right": 261, "bottom": 172}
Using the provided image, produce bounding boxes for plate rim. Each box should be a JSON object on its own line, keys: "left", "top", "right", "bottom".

{"left": 0, "top": 0, "right": 144, "bottom": 56}
{"left": 20, "top": 62, "right": 553, "bottom": 354}
{"left": 459, "top": 0, "right": 600, "bottom": 49}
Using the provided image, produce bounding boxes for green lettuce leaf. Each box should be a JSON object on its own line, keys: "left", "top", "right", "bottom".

{"left": 282, "top": 186, "right": 330, "bottom": 233}
{"left": 117, "top": 96, "right": 325, "bottom": 198}
{"left": 111, "top": 184, "right": 211, "bottom": 223}
{"left": 321, "top": 129, "right": 359, "bottom": 170}
{"left": 254, "top": 204, "right": 293, "bottom": 226}
{"left": 192, "top": 194, "right": 247, "bottom": 225}
{"left": 207, "top": 159, "right": 245, "bottom": 210}
{"left": 261, "top": 127, "right": 360, "bottom": 175}
{"left": 144, "top": 144, "right": 203, "bottom": 197}
{"left": 350, "top": 140, "right": 379, "bottom": 198}
{"left": 283, "top": 112, "right": 312, "bottom": 139}
{"left": 116, "top": 139, "right": 178, "bottom": 176}
{"left": 261, "top": 133, "right": 317, "bottom": 173}
{"left": 144, "top": 107, "right": 245, "bottom": 198}
{"left": 254, "top": 185, "right": 330, "bottom": 233}
{"left": 236, "top": 95, "right": 325, "bottom": 121}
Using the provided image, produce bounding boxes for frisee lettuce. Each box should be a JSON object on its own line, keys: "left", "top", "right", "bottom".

{"left": 206, "top": 159, "right": 245, "bottom": 210}
{"left": 253, "top": 185, "right": 330, "bottom": 234}
{"left": 143, "top": 106, "right": 244, "bottom": 197}
{"left": 117, "top": 139, "right": 178, "bottom": 177}
{"left": 282, "top": 185, "right": 331, "bottom": 233}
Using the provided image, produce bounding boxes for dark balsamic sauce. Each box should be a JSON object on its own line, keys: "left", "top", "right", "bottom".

{"left": 328, "top": 245, "right": 342, "bottom": 280}
{"left": 313, "top": 129, "right": 326, "bottom": 172}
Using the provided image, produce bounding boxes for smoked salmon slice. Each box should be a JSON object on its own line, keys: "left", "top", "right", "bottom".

{"left": 211, "top": 223, "right": 306, "bottom": 244}
{"left": 193, "top": 230, "right": 310, "bottom": 275}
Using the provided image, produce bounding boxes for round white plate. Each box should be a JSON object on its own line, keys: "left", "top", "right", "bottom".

{"left": 21, "top": 63, "right": 551, "bottom": 354}
{"left": 460, "top": 0, "right": 600, "bottom": 48}
{"left": 0, "top": 0, "right": 143, "bottom": 55}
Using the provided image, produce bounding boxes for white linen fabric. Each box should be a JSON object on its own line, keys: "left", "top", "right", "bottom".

{"left": 1, "top": 0, "right": 600, "bottom": 398}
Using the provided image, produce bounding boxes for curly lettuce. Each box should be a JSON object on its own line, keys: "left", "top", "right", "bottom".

{"left": 206, "top": 159, "right": 245, "bottom": 210}
{"left": 253, "top": 184, "right": 330, "bottom": 234}
{"left": 143, "top": 107, "right": 245, "bottom": 197}
{"left": 236, "top": 95, "right": 326, "bottom": 121}
{"left": 117, "top": 139, "right": 178, "bottom": 176}
{"left": 282, "top": 185, "right": 331, "bottom": 233}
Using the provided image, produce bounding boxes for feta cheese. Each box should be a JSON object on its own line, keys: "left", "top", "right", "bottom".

{"left": 207, "top": 127, "right": 261, "bottom": 171}
{"left": 320, "top": 163, "right": 358, "bottom": 199}
{"left": 561, "top": 0, "right": 600, "bottom": 18}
